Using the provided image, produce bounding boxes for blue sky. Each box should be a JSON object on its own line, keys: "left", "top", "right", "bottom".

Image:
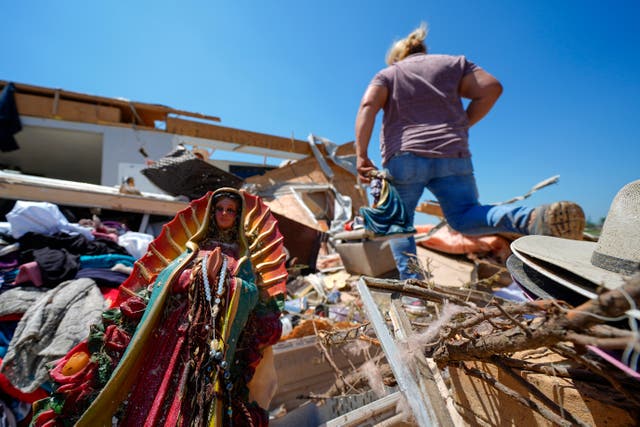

{"left": 2, "top": 0, "right": 638, "bottom": 224}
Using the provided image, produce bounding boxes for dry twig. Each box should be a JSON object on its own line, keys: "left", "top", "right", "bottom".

{"left": 358, "top": 273, "right": 640, "bottom": 423}
{"left": 311, "top": 320, "right": 361, "bottom": 395}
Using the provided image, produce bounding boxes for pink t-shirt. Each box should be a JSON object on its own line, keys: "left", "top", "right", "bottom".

{"left": 370, "top": 53, "right": 479, "bottom": 165}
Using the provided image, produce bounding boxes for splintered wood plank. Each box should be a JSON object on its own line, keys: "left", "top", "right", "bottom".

{"left": 416, "top": 246, "right": 474, "bottom": 287}
{"left": 245, "top": 155, "right": 368, "bottom": 212}
{"left": 356, "top": 278, "right": 439, "bottom": 426}
{"left": 388, "top": 299, "right": 460, "bottom": 427}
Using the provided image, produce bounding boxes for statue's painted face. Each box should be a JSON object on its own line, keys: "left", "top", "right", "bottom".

{"left": 214, "top": 198, "right": 239, "bottom": 231}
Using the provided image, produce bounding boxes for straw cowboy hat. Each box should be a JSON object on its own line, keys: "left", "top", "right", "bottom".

{"left": 510, "top": 179, "right": 640, "bottom": 293}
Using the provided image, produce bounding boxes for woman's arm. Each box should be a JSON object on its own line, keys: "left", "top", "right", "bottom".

{"left": 460, "top": 69, "right": 503, "bottom": 127}
{"left": 355, "top": 84, "right": 388, "bottom": 183}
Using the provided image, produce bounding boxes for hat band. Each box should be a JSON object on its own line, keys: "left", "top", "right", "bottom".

{"left": 591, "top": 251, "right": 640, "bottom": 276}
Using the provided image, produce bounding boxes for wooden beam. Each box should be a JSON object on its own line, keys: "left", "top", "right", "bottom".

{"left": 166, "top": 117, "right": 312, "bottom": 156}
{"left": 0, "top": 171, "right": 187, "bottom": 217}
{"left": 168, "top": 109, "right": 220, "bottom": 122}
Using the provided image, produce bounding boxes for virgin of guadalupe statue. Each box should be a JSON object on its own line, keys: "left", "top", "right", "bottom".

{"left": 32, "top": 188, "right": 288, "bottom": 426}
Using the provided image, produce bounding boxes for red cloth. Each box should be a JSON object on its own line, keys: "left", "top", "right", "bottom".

{"left": 91, "top": 231, "right": 119, "bottom": 242}
{"left": 0, "top": 357, "right": 48, "bottom": 403}
{"left": 14, "top": 261, "right": 43, "bottom": 287}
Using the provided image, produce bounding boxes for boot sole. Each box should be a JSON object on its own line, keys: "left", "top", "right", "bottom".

{"left": 545, "top": 201, "right": 585, "bottom": 240}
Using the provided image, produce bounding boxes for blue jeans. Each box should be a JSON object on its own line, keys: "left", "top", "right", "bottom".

{"left": 386, "top": 153, "right": 533, "bottom": 279}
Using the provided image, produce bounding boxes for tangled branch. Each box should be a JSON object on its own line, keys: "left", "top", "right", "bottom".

{"left": 361, "top": 273, "right": 640, "bottom": 422}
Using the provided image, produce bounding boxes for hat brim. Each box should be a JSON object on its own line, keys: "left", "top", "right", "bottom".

{"left": 506, "top": 255, "right": 589, "bottom": 306}
{"left": 511, "top": 245, "right": 640, "bottom": 323}
{"left": 511, "top": 244, "right": 600, "bottom": 300}
{"left": 511, "top": 236, "right": 626, "bottom": 291}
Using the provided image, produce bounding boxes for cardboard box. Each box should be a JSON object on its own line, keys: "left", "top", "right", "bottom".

{"left": 334, "top": 239, "right": 397, "bottom": 277}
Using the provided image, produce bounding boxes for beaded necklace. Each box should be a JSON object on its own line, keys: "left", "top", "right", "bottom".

{"left": 201, "top": 252, "right": 235, "bottom": 424}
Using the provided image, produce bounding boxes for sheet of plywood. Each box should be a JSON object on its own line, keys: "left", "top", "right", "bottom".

{"left": 334, "top": 141, "right": 355, "bottom": 156}
{"left": 245, "top": 156, "right": 368, "bottom": 212}
{"left": 270, "top": 336, "right": 370, "bottom": 412}
{"left": 416, "top": 246, "right": 474, "bottom": 288}
{"left": 449, "top": 354, "right": 637, "bottom": 426}
{"left": 264, "top": 194, "right": 317, "bottom": 230}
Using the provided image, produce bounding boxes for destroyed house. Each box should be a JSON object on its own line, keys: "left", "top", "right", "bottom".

{"left": 0, "top": 80, "right": 366, "bottom": 233}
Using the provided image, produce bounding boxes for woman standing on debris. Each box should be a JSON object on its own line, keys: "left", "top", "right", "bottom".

{"left": 355, "top": 23, "right": 585, "bottom": 279}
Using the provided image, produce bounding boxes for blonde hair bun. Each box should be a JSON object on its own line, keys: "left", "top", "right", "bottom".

{"left": 386, "top": 22, "right": 429, "bottom": 65}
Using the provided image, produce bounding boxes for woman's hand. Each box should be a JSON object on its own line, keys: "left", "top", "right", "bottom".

{"left": 357, "top": 155, "right": 377, "bottom": 183}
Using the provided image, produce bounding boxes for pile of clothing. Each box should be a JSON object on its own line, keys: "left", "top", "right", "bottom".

{"left": 0, "top": 201, "right": 154, "bottom": 424}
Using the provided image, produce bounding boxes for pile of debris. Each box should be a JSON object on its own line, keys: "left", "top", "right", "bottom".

{"left": 269, "top": 242, "right": 639, "bottom": 426}
{"left": 266, "top": 180, "right": 640, "bottom": 426}
{"left": 0, "top": 194, "right": 639, "bottom": 425}
{"left": 0, "top": 130, "right": 639, "bottom": 426}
